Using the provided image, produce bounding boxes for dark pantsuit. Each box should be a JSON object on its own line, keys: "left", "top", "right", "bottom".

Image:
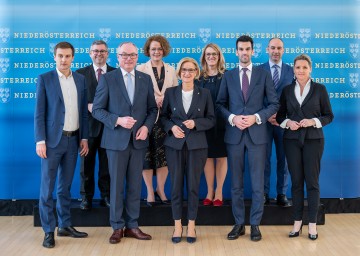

{"left": 264, "top": 124, "right": 289, "bottom": 195}
{"left": 106, "top": 144, "right": 146, "bottom": 230}
{"left": 284, "top": 139, "right": 324, "bottom": 223}
{"left": 80, "top": 135, "right": 110, "bottom": 199}
{"left": 166, "top": 145, "right": 207, "bottom": 221}
{"left": 227, "top": 132, "right": 266, "bottom": 226}
{"left": 39, "top": 135, "right": 78, "bottom": 233}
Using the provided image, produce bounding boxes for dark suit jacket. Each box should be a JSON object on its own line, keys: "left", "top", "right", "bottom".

{"left": 76, "top": 64, "right": 116, "bottom": 137}
{"left": 92, "top": 68, "right": 157, "bottom": 151}
{"left": 276, "top": 80, "right": 334, "bottom": 141}
{"left": 160, "top": 85, "right": 215, "bottom": 150}
{"left": 216, "top": 66, "right": 279, "bottom": 145}
{"left": 34, "top": 70, "right": 88, "bottom": 148}
{"left": 258, "top": 61, "right": 294, "bottom": 98}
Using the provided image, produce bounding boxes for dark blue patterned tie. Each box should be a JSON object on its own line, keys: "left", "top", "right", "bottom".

{"left": 242, "top": 67, "right": 249, "bottom": 101}
{"left": 273, "top": 64, "right": 280, "bottom": 89}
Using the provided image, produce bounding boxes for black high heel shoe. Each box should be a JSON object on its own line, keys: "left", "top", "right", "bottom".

{"left": 289, "top": 223, "right": 303, "bottom": 238}
{"left": 155, "top": 191, "right": 171, "bottom": 205}
{"left": 186, "top": 228, "right": 196, "bottom": 243}
{"left": 171, "top": 227, "right": 183, "bottom": 244}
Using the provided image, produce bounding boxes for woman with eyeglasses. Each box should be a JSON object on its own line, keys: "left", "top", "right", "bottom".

{"left": 137, "top": 35, "right": 178, "bottom": 207}
{"left": 276, "top": 54, "right": 334, "bottom": 240}
{"left": 161, "top": 57, "right": 215, "bottom": 243}
{"left": 196, "top": 43, "right": 228, "bottom": 207}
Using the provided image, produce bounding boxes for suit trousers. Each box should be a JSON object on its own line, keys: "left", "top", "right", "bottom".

{"left": 264, "top": 124, "right": 289, "bottom": 195}
{"left": 106, "top": 143, "right": 146, "bottom": 230}
{"left": 227, "top": 131, "right": 266, "bottom": 225}
{"left": 165, "top": 145, "right": 207, "bottom": 221}
{"left": 284, "top": 138, "right": 324, "bottom": 223}
{"left": 39, "top": 135, "right": 79, "bottom": 233}
{"left": 80, "top": 134, "right": 110, "bottom": 199}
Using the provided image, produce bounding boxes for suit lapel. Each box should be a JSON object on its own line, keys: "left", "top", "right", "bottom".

{"left": 175, "top": 85, "right": 188, "bottom": 118}
{"left": 115, "top": 69, "right": 132, "bottom": 105}
{"left": 247, "top": 67, "right": 258, "bottom": 100}
{"left": 73, "top": 72, "right": 82, "bottom": 113}
{"left": 231, "top": 68, "right": 245, "bottom": 103}
{"left": 186, "top": 86, "right": 200, "bottom": 117}
{"left": 301, "top": 80, "right": 314, "bottom": 107}
{"left": 133, "top": 70, "right": 144, "bottom": 106}
{"left": 53, "top": 70, "right": 64, "bottom": 103}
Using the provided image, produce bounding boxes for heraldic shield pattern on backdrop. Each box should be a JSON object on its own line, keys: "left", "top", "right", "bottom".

{"left": 0, "top": 0, "right": 359, "bottom": 199}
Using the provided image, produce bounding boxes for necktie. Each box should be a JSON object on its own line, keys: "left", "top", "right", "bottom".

{"left": 241, "top": 67, "right": 249, "bottom": 102}
{"left": 126, "top": 72, "right": 134, "bottom": 104}
{"left": 273, "top": 64, "right": 280, "bottom": 89}
{"left": 97, "top": 68, "right": 102, "bottom": 81}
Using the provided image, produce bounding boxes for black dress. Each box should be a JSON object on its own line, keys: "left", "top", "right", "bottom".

{"left": 196, "top": 73, "right": 227, "bottom": 158}
{"left": 143, "top": 66, "right": 167, "bottom": 171}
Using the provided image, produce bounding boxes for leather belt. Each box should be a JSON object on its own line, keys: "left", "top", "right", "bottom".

{"left": 62, "top": 129, "right": 79, "bottom": 137}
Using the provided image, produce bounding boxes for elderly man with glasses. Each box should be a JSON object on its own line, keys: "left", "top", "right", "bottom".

{"left": 92, "top": 42, "right": 157, "bottom": 244}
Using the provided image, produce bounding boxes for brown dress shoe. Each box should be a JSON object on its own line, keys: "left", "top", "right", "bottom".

{"left": 109, "top": 229, "right": 124, "bottom": 244}
{"left": 124, "top": 228, "right": 152, "bottom": 240}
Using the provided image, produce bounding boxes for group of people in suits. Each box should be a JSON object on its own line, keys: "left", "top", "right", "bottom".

{"left": 34, "top": 34, "right": 333, "bottom": 248}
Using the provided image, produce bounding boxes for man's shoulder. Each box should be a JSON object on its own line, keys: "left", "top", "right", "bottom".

{"left": 258, "top": 62, "right": 269, "bottom": 69}
{"left": 107, "top": 64, "right": 116, "bottom": 72}
{"left": 76, "top": 64, "right": 93, "bottom": 75}
{"left": 39, "top": 69, "right": 57, "bottom": 79}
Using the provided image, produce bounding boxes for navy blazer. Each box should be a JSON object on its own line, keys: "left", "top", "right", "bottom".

{"left": 76, "top": 64, "right": 116, "bottom": 137}
{"left": 92, "top": 68, "right": 157, "bottom": 151}
{"left": 276, "top": 80, "right": 334, "bottom": 141}
{"left": 216, "top": 66, "right": 279, "bottom": 145}
{"left": 34, "top": 70, "right": 88, "bottom": 148}
{"left": 258, "top": 61, "right": 294, "bottom": 97}
{"left": 160, "top": 85, "right": 215, "bottom": 150}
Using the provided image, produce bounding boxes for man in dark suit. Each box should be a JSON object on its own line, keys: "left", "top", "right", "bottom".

{"left": 259, "top": 38, "right": 294, "bottom": 207}
{"left": 216, "top": 35, "right": 279, "bottom": 241}
{"left": 34, "top": 42, "right": 89, "bottom": 248}
{"left": 92, "top": 42, "right": 157, "bottom": 244}
{"left": 76, "top": 40, "right": 116, "bottom": 210}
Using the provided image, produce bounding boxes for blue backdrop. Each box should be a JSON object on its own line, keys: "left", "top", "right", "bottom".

{"left": 0, "top": 0, "right": 359, "bottom": 200}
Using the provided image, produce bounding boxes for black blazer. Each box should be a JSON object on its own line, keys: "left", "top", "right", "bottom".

{"left": 276, "top": 80, "right": 334, "bottom": 142}
{"left": 76, "top": 64, "right": 116, "bottom": 137}
{"left": 160, "top": 85, "right": 215, "bottom": 150}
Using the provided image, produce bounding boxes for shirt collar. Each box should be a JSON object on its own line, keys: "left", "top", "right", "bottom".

{"left": 269, "top": 60, "right": 282, "bottom": 69}
{"left": 239, "top": 63, "right": 253, "bottom": 72}
{"left": 56, "top": 68, "right": 72, "bottom": 79}
{"left": 93, "top": 63, "right": 107, "bottom": 73}
{"left": 120, "top": 67, "right": 135, "bottom": 77}
{"left": 295, "top": 78, "right": 311, "bottom": 88}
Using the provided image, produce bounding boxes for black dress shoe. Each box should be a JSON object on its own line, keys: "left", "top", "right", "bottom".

{"left": 227, "top": 224, "right": 245, "bottom": 240}
{"left": 250, "top": 225, "right": 262, "bottom": 241}
{"left": 155, "top": 192, "right": 171, "bottom": 205}
{"left": 57, "top": 226, "right": 88, "bottom": 238}
{"left": 146, "top": 201, "right": 158, "bottom": 207}
{"left": 264, "top": 193, "right": 270, "bottom": 205}
{"left": 308, "top": 233, "right": 318, "bottom": 240}
{"left": 276, "top": 194, "right": 291, "bottom": 207}
{"left": 80, "top": 198, "right": 92, "bottom": 211}
{"left": 100, "top": 197, "right": 110, "bottom": 207}
{"left": 43, "top": 232, "right": 55, "bottom": 248}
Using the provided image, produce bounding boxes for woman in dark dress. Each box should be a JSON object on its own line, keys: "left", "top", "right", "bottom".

{"left": 197, "top": 43, "right": 227, "bottom": 206}
{"left": 137, "top": 35, "right": 178, "bottom": 206}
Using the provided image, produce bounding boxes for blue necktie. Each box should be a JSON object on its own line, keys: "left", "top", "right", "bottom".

{"left": 241, "top": 67, "right": 249, "bottom": 102}
{"left": 126, "top": 72, "right": 134, "bottom": 104}
{"left": 273, "top": 64, "right": 280, "bottom": 89}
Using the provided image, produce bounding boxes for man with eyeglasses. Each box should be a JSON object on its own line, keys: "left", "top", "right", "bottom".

{"left": 76, "top": 40, "right": 115, "bottom": 211}
{"left": 92, "top": 42, "right": 157, "bottom": 244}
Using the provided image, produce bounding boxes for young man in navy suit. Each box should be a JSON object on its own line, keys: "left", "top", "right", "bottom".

{"left": 259, "top": 38, "right": 294, "bottom": 207}
{"left": 217, "top": 35, "right": 279, "bottom": 241}
{"left": 34, "top": 41, "right": 89, "bottom": 248}
{"left": 92, "top": 42, "right": 157, "bottom": 244}
{"left": 76, "top": 40, "right": 116, "bottom": 210}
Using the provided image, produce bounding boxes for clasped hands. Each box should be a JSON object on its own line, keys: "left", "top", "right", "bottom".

{"left": 116, "top": 116, "right": 148, "bottom": 140}
{"left": 171, "top": 120, "right": 195, "bottom": 138}
{"left": 286, "top": 118, "right": 316, "bottom": 130}
{"left": 233, "top": 115, "right": 256, "bottom": 130}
